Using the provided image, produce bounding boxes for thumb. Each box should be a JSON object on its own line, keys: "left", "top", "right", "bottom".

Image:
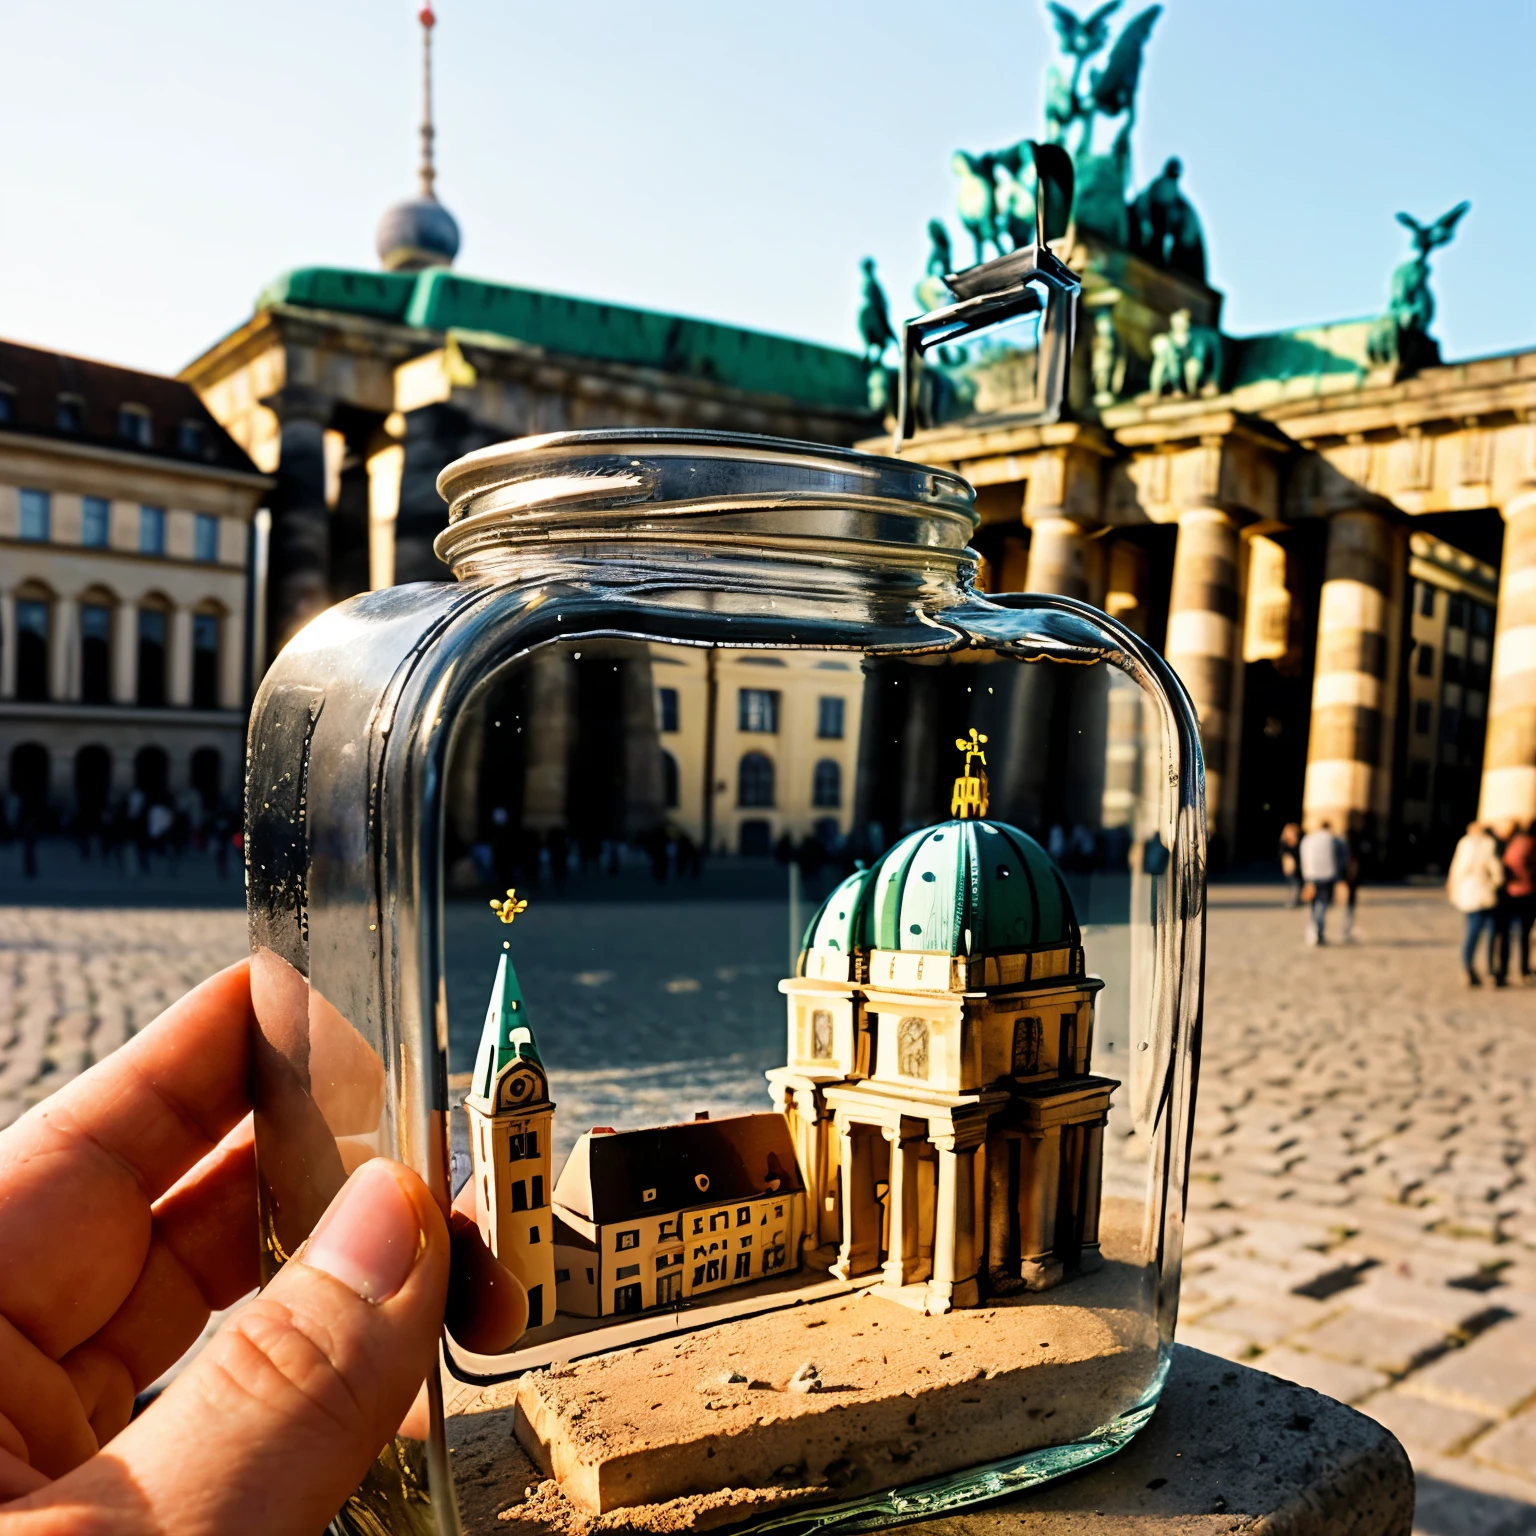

{"left": 27, "top": 1158, "right": 450, "bottom": 1536}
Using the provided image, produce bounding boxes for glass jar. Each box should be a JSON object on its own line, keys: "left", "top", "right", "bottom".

{"left": 245, "top": 428, "right": 1205, "bottom": 1536}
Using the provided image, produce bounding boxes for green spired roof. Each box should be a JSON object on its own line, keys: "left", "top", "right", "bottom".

{"left": 256, "top": 266, "right": 871, "bottom": 412}
{"left": 802, "top": 820, "right": 1079, "bottom": 961}
{"left": 470, "top": 949, "right": 543, "bottom": 1102}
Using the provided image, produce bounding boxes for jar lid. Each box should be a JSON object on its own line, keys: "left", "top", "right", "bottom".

{"left": 434, "top": 428, "right": 977, "bottom": 576}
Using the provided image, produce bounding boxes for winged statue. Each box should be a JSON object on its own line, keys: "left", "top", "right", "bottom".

{"left": 1396, "top": 202, "right": 1471, "bottom": 259}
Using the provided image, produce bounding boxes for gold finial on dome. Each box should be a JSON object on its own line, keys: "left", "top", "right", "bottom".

{"left": 489, "top": 888, "right": 529, "bottom": 925}
{"left": 951, "top": 729, "right": 990, "bottom": 819}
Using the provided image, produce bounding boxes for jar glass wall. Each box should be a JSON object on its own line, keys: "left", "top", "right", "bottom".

{"left": 243, "top": 431, "right": 1204, "bottom": 1536}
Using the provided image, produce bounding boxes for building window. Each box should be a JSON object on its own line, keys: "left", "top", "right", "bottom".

{"left": 0, "top": 387, "right": 13, "bottom": 424}
{"left": 19, "top": 488, "right": 50, "bottom": 541}
{"left": 81, "top": 496, "right": 110, "bottom": 548}
{"left": 193, "top": 513, "right": 219, "bottom": 563}
{"left": 897, "top": 1016, "right": 930, "bottom": 1080}
{"left": 555, "top": 1268, "right": 571, "bottom": 1284}
{"left": 738, "top": 688, "right": 779, "bottom": 733}
{"left": 137, "top": 607, "right": 167, "bottom": 706}
{"left": 16, "top": 599, "right": 50, "bottom": 701}
{"left": 531, "top": 1174, "right": 544, "bottom": 1207}
{"left": 1416, "top": 644, "right": 1435, "bottom": 678}
{"left": 118, "top": 405, "right": 152, "bottom": 446}
{"left": 192, "top": 612, "right": 221, "bottom": 709}
{"left": 509, "top": 1130, "right": 539, "bottom": 1159}
{"left": 527, "top": 1225, "right": 540, "bottom": 1243}
{"left": 178, "top": 420, "right": 205, "bottom": 457}
{"left": 511, "top": 1180, "right": 528, "bottom": 1212}
{"left": 738, "top": 751, "right": 774, "bottom": 808}
{"left": 737, "top": 1206, "right": 751, "bottom": 1226}
{"left": 1447, "top": 594, "right": 1468, "bottom": 630}
{"left": 614, "top": 1282, "right": 642, "bottom": 1313}
{"left": 812, "top": 758, "right": 841, "bottom": 808}
{"left": 817, "top": 696, "right": 845, "bottom": 739}
{"left": 1405, "top": 759, "right": 1430, "bottom": 800}
{"left": 1413, "top": 699, "right": 1432, "bottom": 736}
{"left": 81, "top": 604, "right": 112, "bottom": 703}
{"left": 1439, "top": 706, "right": 1460, "bottom": 743}
{"left": 139, "top": 505, "right": 166, "bottom": 556}
{"left": 658, "top": 686, "right": 679, "bottom": 732}
{"left": 661, "top": 749, "right": 679, "bottom": 809}
{"left": 616, "top": 1229, "right": 640, "bottom": 1251}
{"left": 1472, "top": 603, "right": 1494, "bottom": 638}
{"left": 1011, "top": 1015, "right": 1042, "bottom": 1075}
{"left": 734, "top": 1252, "right": 752, "bottom": 1280}
{"left": 1418, "top": 581, "right": 1436, "bottom": 618}
{"left": 811, "top": 1009, "right": 834, "bottom": 1059}
{"left": 616, "top": 1263, "right": 640, "bottom": 1280}
{"left": 57, "top": 396, "right": 83, "bottom": 432}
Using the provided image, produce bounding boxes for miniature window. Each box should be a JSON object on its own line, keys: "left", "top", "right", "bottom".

{"left": 118, "top": 405, "right": 152, "bottom": 446}
{"left": 81, "top": 496, "right": 109, "bottom": 548}
{"left": 1011, "top": 1015, "right": 1042, "bottom": 1075}
{"left": 1414, "top": 700, "right": 1432, "bottom": 735}
{"left": 706, "top": 1259, "right": 723, "bottom": 1283}
{"left": 1448, "top": 594, "right": 1468, "bottom": 630}
{"left": 616, "top": 1264, "right": 640, "bottom": 1280}
{"left": 811, "top": 1010, "right": 834, "bottom": 1059}
{"left": 897, "top": 1016, "right": 930, "bottom": 1080}
{"left": 816, "top": 696, "right": 845, "bottom": 739}
{"left": 510, "top": 1131, "right": 539, "bottom": 1159}
{"left": 528, "top": 1226, "right": 540, "bottom": 1244}
{"left": 555, "top": 1268, "right": 571, "bottom": 1284}
{"left": 616, "top": 1229, "right": 640, "bottom": 1251}
{"left": 774, "top": 1203, "right": 784, "bottom": 1217}
{"left": 739, "top": 1235, "right": 752, "bottom": 1247}
{"left": 531, "top": 1175, "right": 544, "bottom": 1207}
{"left": 693, "top": 1266, "right": 706, "bottom": 1286}
{"left": 0, "top": 386, "right": 13, "bottom": 423}
{"left": 512, "top": 1180, "right": 528, "bottom": 1212}
{"left": 737, "top": 1207, "right": 751, "bottom": 1225}
{"left": 710, "top": 1212, "right": 728, "bottom": 1231}
{"left": 642, "top": 1188, "right": 657, "bottom": 1203}
{"left": 692, "top": 1217, "right": 704, "bottom": 1234}
{"left": 178, "top": 420, "right": 205, "bottom": 456}
{"left": 1416, "top": 644, "right": 1435, "bottom": 678}
{"left": 1444, "top": 653, "right": 1463, "bottom": 685}
{"left": 658, "top": 686, "right": 679, "bottom": 732}
{"left": 57, "top": 395, "right": 83, "bottom": 432}
{"left": 585, "top": 1268, "right": 594, "bottom": 1284}
{"left": 738, "top": 688, "right": 780, "bottom": 733}
{"left": 734, "top": 1253, "right": 752, "bottom": 1279}
{"left": 19, "top": 489, "right": 50, "bottom": 541}
{"left": 1473, "top": 603, "right": 1494, "bottom": 638}
{"left": 138, "top": 505, "right": 165, "bottom": 556}
{"left": 194, "top": 513, "right": 219, "bottom": 563}
{"left": 1418, "top": 581, "right": 1436, "bottom": 618}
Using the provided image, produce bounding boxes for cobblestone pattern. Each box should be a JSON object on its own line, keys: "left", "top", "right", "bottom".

{"left": 4, "top": 886, "right": 1536, "bottom": 1532}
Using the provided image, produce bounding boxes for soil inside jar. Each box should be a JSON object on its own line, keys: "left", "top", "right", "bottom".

{"left": 447, "top": 1197, "right": 1158, "bottom": 1532}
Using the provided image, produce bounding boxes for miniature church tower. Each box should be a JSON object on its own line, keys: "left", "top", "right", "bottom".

{"left": 464, "top": 890, "right": 557, "bottom": 1328}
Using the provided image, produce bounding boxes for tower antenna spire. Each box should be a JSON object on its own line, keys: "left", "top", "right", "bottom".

{"left": 418, "top": 3, "right": 438, "bottom": 201}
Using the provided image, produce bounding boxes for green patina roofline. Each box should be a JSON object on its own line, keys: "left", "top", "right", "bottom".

{"left": 257, "top": 266, "right": 871, "bottom": 412}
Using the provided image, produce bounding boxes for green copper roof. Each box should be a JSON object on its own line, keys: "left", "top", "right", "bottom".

{"left": 257, "top": 266, "right": 870, "bottom": 412}
{"left": 470, "top": 950, "right": 543, "bottom": 1102}
{"left": 801, "top": 820, "right": 1079, "bottom": 961}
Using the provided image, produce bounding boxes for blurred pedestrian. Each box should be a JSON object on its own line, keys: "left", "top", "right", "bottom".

{"left": 1278, "top": 822, "right": 1302, "bottom": 907}
{"left": 1447, "top": 821, "right": 1506, "bottom": 987}
{"left": 1299, "top": 820, "right": 1346, "bottom": 946}
{"left": 1498, "top": 820, "right": 1534, "bottom": 986}
{"left": 1339, "top": 816, "right": 1367, "bottom": 943}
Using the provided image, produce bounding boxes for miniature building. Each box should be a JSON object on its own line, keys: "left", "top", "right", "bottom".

{"left": 768, "top": 747, "right": 1118, "bottom": 1312}
{"left": 550, "top": 1115, "right": 806, "bottom": 1319}
{"left": 464, "top": 950, "right": 557, "bottom": 1328}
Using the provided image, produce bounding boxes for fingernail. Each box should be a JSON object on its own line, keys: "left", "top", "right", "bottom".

{"left": 302, "top": 1159, "right": 424, "bottom": 1304}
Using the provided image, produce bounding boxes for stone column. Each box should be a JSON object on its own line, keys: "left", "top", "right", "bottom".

{"left": 50, "top": 593, "right": 78, "bottom": 702}
{"left": 1079, "top": 1122, "right": 1106, "bottom": 1272}
{"left": 521, "top": 647, "right": 576, "bottom": 834}
{"left": 0, "top": 590, "right": 15, "bottom": 698}
{"left": 1480, "top": 489, "right": 1536, "bottom": 825}
{"left": 167, "top": 606, "right": 193, "bottom": 708}
{"left": 261, "top": 385, "right": 333, "bottom": 657}
{"left": 220, "top": 610, "right": 242, "bottom": 710}
{"left": 880, "top": 1125, "right": 922, "bottom": 1291}
{"left": 112, "top": 601, "right": 138, "bottom": 705}
{"left": 1019, "top": 1125, "right": 1064, "bottom": 1291}
{"left": 927, "top": 1134, "right": 980, "bottom": 1312}
{"left": 1024, "top": 516, "right": 1088, "bottom": 599}
{"left": 1164, "top": 506, "right": 1245, "bottom": 839}
{"left": 1104, "top": 537, "right": 1150, "bottom": 638}
{"left": 1303, "top": 509, "right": 1399, "bottom": 834}
{"left": 367, "top": 434, "right": 405, "bottom": 591}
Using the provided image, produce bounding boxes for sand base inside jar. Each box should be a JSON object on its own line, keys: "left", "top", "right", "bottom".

{"left": 447, "top": 1199, "right": 1157, "bottom": 1532}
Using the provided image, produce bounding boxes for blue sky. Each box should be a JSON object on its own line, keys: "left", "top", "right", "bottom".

{"left": 2, "top": 0, "right": 1531, "bottom": 376}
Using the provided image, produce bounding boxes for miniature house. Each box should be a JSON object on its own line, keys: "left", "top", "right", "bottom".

{"left": 464, "top": 951, "right": 557, "bottom": 1327}
{"left": 768, "top": 812, "right": 1118, "bottom": 1313}
{"left": 550, "top": 1114, "right": 806, "bottom": 1318}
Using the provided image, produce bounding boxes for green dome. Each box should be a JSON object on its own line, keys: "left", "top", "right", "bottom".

{"left": 802, "top": 821, "right": 1078, "bottom": 961}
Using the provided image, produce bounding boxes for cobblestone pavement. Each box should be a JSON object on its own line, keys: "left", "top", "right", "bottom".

{"left": 4, "top": 882, "right": 1536, "bottom": 1531}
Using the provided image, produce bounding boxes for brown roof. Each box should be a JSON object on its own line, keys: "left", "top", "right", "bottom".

{"left": 552, "top": 1114, "right": 804, "bottom": 1227}
{"left": 0, "top": 337, "right": 259, "bottom": 476}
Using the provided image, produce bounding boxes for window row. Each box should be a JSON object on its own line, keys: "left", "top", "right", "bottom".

{"left": 655, "top": 685, "right": 846, "bottom": 739}
{"left": 1414, "top": 580, "right": 1495, "bottom": 635}
{"left": 0, "top": 389, "right": 207, "bottom": 457}
{"left": 7, "top": 596, "right": 225, "bottom": 708}
{"left": 15, "top": 491, "right": 222, "bottom": 561}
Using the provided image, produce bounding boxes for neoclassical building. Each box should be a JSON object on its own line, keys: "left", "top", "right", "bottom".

{"left": 0, "top": 339, "right": 268, "bottom": 823}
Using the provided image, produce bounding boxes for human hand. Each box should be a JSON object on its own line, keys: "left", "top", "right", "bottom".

{"left": 0, "top": 959, "right": 474, "bottom": 1535}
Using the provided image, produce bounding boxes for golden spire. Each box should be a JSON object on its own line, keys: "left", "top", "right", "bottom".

{"left": 951, "top": 729, "right": 990, "bottom": 819}
{"left": 489, "top": 888, "right": 529, "bottom": 925}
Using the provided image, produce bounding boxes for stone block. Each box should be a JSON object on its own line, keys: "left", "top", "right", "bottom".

{"left": 1251, "top": 1346, "right": 1389, "bottom": 1405}
{"left": 1174, "top": 1322, "right": 1253, "bottom": 1362}
{"left": 1344, "top": 1276, "right": 1504, "bottom": 1334}
{"left": 1405, "top": 1337, "right": 1536, "bottom": 1419}
{"left": 1357, "top": 1389, "right": 1489, "bottom": 1455}
{"left": 1303, "top": 1310, "right": 1449, "bottom": 1376}
{"left": 1196, "top": 1295, "right": 1334, "bottom": 1347}
{"left": 1472, "top": 1409, "right": 1536, "bottom": 1481}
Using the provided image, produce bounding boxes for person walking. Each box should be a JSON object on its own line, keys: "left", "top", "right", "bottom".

{"left": 1278, "top": 822, "right": 1303, "bottom": 907}
{"left": 1447, "top": 821, "right": 1507, "bottom": 987}
{"left": 1499, "top": 820, "right": 1535, "bottom": 986}
{"left": 1299, "top": 820, "right": 1347, "bottom": 946}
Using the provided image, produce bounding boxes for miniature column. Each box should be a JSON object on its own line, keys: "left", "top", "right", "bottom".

{"left": 521, "top": 647, "right": 577, "bottom": 833}
{"left": 49, "top": 593, "right": 78, "bottom": 702}
{"left": 1018, "top": 1126, "right": 1064, "bottom": 1290}
{"left": 928, "top": 1134, "right": 980, "bottom": 1311}
{"left": 260, "top": 384, "right": 333, "bottom": 658}
{"left": 366, "top": 423, "right": 405, "bottom": 591}
{"left": 168, "top": 606, "right": 193, "bottom": 708}
{"left": 0, "top": 590, "right": 15, "bottom": 698}
{"left": 1479, "top": 488, "right": 1536, "bottom": 824}
{"left": 1164, "top": 506, "right": 1244, "bottom": 839}
{"left": 831, "top": 1116, "right": 861, "bottom": 1280}
{"left": 1024, "top": 516, "right": 1089, "bottom": 600}
{"left": 881, "top": 1124, "right": 923, "bottom": 1290}
{"left": 111, "top": 601, "right": 137, "bottom": 704}
{"left": 1302, "top": 509, "right": 1402, "bottom": 834}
